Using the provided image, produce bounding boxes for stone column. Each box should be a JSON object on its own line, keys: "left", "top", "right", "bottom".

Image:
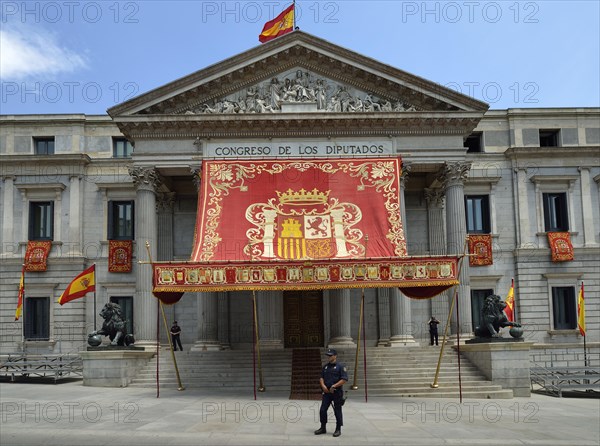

{"left": 376, "top": 288, "right": 391, "bottom": 346}
{"left": 156, "top": 192, "right": 176, "bottom": 343}
{"left": 256, "top": 290, "right": 284, "bottom": 349}
{"left": 218, "top": 292, "right": 231, "bottom": 349}
{"left": 328, "top": 289, "right": 355, "bottom": 347}
{"left": 156, "top": 192, "right": 176, "bottom": 262}
{"left": 129, "top": 166, "right": 161, "bottom": 350}
{"left": 389, "top": 163, "right": 416, "bottom": 346}
{"left": 425, "top": 188, "right": 448, "bottom": 319}
{"left": 579, "top": 167, "right": 597, "bottom": 247}
{"left": 439, "top": 162, "right": 472, "bottom": 336}
{"left": 192, "top": 292, "right": 221, "bottom": 351}
{"left": 2, "top": 176, "right": 15, "bottom": 255}
{"left": 68, "top": 175, "right": 82, "bottom": 256}
{"left": 514, "top": 168, "right": 530, "bottom": 248}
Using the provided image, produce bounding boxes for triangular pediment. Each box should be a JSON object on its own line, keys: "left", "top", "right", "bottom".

{"left": 108, "top": 32, "right": 488, "bottom": 118}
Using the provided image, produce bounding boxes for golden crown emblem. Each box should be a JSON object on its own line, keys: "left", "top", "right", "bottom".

{"left": 277, "top": 188, "right": 329, "bottom": 205}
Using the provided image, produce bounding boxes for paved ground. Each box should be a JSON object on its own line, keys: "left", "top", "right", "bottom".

{"left": 1, "top": 380, "right": 599, "bottom": 446}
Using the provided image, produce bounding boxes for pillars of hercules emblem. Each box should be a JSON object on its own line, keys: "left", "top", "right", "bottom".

{"left": 129, "top": 166, "right": 161, "bottom": 351}
{"left": 389, "top": 163, "right": 416, "bottom": 346}
{"left": 330, "top": 208, "right": 349, "bottom": 257}
{"left": 439, "top": 162, "right": 472, "bottom": 337}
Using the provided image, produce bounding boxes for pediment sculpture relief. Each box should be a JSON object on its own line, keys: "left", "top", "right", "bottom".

{"left": 183, "top": 69, "right": 417, "bottom": 115}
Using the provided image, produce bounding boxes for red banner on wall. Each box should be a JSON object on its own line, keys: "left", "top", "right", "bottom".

{"left": 24, "top": 241, "right": 52, "bottom": 272}
{"left": 468, "top": 234, "right": 493, "bottom": 266}
{"left": 547, "top": 232, "right": 574, "bottom": 262}
{"left": 108, "top": 240, "right": 133, "bottom": 272}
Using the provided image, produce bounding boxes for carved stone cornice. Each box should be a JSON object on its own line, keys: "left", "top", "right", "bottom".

{"left": 156, "top": 192, "right": 176, "bottom": 212}
{"left": 438, "top": 162, "right": 472, "bottom": 189}
{"left": 113, "top": 113, "right": 483, "bottom": 141}
{"left": 128, "top": 166, "right": 161, "bottom": 192}
{"left": 400, "top": 162, "right": 412, "bottom": 189}
{"left": 424, "top": 188, "right": 445, "bottom": 207}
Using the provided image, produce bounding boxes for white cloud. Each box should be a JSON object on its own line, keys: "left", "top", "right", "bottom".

{"left": 0, "top": 26, "right": 88, "bottom": 80}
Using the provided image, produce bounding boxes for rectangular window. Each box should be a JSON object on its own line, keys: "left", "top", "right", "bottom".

{"left": 108, "top": 201, "right": 134, "bottom": 240}
{"left": 34, "top": 137, "right": 55, "bottom": 155}
{"left": 109, "top": 296, "right": 134, "bottom": 336}
{"left": 471, "top": 289, "right": 493, "bottom": 331}
{"left": 543, "top": 192, "right": 569, "bottom": 231}
{"left": 464, "top": 132, "right": 483, "bottom": 153}
{"left": 113, "top": 138, "right": 133, "bottom": 158}
{"left": 552, "top": 287, "right": 576, "bottom": 330}
{"left": 539, "top": 129, "right": 560, "bottom": 147}
{"left": 29, "top": 201, "right": 54, "bottom": 240}
{"left": 465, "top": 195, "right": 491, "bottom": 233}
{"left": 24, "top": 297, "right": 50, "bottom": 340}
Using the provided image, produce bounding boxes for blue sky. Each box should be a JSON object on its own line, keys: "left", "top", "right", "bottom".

{"left": 1, "top": 1, "right": 599, "bottom": 114}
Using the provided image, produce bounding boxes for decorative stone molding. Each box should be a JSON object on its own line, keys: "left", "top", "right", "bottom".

{"left": 181, "top": 69, "right": 419, "bottom": 115}
{"left": 128, "top": 167, "right": 161, "bottom": 192}
{"left": 438, "top": 162, "right": 472, "bottom": 189}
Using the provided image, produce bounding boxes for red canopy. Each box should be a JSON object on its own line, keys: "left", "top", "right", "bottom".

{"left": 152, "top": 158, "right": 458, "bottom": 297}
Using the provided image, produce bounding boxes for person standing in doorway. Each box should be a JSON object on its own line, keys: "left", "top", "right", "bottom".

{"left": 170, "top": 321, "right": 183, "bottom": 351}
{"left": 428, "top": 316, "right": 440, "bottom": 346}
{"left": 314, "top": 348, "right": 348, "bottom": 437}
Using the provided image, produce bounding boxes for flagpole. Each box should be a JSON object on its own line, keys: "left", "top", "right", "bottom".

{"left": 581, "top": 282, "right": 587, "bottom": 368}
{"left": 293, "top": 0, "right": 296, "bottom": 30}
{"left": 21, "top": 264, "right": 26, "bottom": 353}
{"left": 93, "top": 264, "right": 97, "bottom": 330}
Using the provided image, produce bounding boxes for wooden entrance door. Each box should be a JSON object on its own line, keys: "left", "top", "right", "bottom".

{"left": 284, "top": 290, "right": 324, "bottom": 348}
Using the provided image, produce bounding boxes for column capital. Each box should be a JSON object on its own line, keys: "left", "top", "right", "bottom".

{"left": 190, "top": 167, "right": 201, "bottom": 191}
{"left": 438, "top": 162, "right": 471, "bottom": 189}
{"left": 2, "top": 175, "right": 16, "bottom": 182}
{"left": 424, "top": 187, "right": 445, "bottom": 207}
{"left": 128, "top": 166, "right": 161, "bottom": 192}
{"left": 400, "top": 162, "right": 412, "bottom": 189}
{"left": 156, "top": 192, "right": 176, "bottom": 213}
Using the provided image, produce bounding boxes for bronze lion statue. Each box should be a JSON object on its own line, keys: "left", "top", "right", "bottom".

{"left": 89, "top": 302, "right": 135, "bottom": 346}
{"left": 474, "top": 294, "right": 521, "bottom": 338}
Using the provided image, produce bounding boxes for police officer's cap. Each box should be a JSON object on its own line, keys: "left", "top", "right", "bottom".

{"left": 326, "top": 348, "right": 337, "bottom": 356}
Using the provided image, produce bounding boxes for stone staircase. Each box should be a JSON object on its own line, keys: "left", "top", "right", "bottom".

{"left": 129, "top": 346, "right": 513, "bottom": 398}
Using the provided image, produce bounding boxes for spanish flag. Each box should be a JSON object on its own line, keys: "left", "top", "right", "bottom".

{"left": 15, "top": 265, "right": 25, "bottom": 321}
{"left": 578, "top": 282, "right": 586, "bottom": 337}
{"left": 58, "top": 265, "right": 95, "bottom": 305}
{"left": 505, "top": 278, "right": 515, "bottom": 322}
{"left": 259, "top": 3, "right": 294, "bottom": 43}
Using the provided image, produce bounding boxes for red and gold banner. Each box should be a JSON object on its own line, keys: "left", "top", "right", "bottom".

{"left": 108, "top": 240, "right": 133, "bottom": 273}
{"left": 191, "top": 158, "right": 407, "bottom": 263}
{"left": 57, "top": 265, "right": 95, "bottom": 305}
{"left": 153, "top": 256, "right": 459, "bottom": 292}
{"left": 24, "top": 241, "right": 52, "bottom": 271}
{"left": 547, "top": 232, "right": 574, "bottom": 262}
{"left": 468, "top": 234, "right": 493, "bottom": 266}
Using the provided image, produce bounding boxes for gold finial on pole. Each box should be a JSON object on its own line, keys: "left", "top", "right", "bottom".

{"left": 145, "top": 241, "right": 185, "bottom": 391}
{"left": 253, "top": 290, "right": 265, "bottom": 392}
{"left": 430, "top": 236, "right": 469, "bottom": 389}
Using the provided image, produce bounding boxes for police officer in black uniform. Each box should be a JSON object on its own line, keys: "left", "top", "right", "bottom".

{"left": 314, "top": 348, "right": 348, "bottom": 437}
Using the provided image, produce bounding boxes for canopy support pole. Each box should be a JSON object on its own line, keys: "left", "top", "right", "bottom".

{"left": 430, "top": 237, "right": 469, "bottom": 390}
{"left": 252, "top": 290, "right": 265, "bottom": 392}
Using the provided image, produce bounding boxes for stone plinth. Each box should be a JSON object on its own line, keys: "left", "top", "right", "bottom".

{"left": 457, "top": 341, "right": 533, "bottom": 397}
{"left": 81, "top": 350, "right": 154, "bottom": 387}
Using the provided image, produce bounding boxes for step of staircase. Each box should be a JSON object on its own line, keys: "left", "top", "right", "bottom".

{"left": 129, "top": 346, "right": 513, "bottom": 398}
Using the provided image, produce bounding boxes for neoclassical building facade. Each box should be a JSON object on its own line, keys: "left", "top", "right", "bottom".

{"left": 1, "top": 32, "right": 598, "bottom": 367}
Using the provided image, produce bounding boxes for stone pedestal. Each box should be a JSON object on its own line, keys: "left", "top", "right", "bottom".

{"left": 81, "top": 350, "right": 154, "bottom": 387}
{"left": 458, "top": 341, "right": 533, "bottom": 397}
